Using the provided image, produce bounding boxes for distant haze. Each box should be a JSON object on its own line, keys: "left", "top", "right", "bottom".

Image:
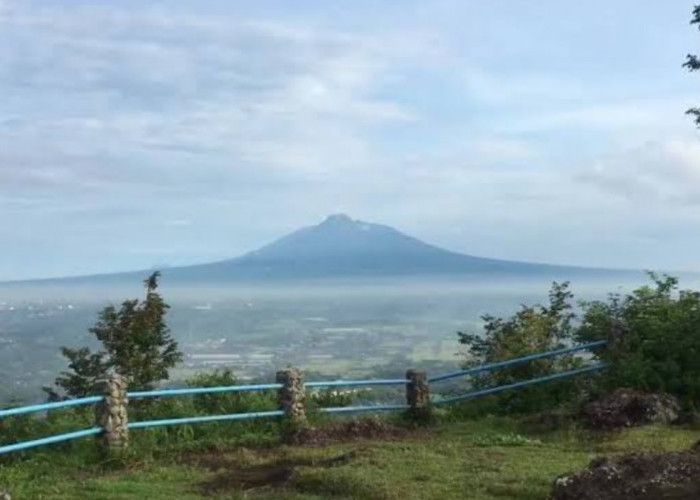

{"left": 2, "top": 214, "right": 700, "bottom": 404}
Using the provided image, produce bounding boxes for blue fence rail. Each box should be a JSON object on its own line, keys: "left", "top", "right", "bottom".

{"left": 0, "top": 341, "right": 607, "bottom": 457}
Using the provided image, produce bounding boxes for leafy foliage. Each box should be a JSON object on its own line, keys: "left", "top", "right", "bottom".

{"left": 458, "top": 282, "right": 583, "bottom": 413}
{"left": 47, "top": 272, "right": 182, "bottom": 398}
{"left": 121, "top": 368, "right": 280, "bottom": 454}
{"left": 184, "top": 368, "right": 275, "bottom": 415}
{"left": 576, "top": 274, "right": 700, "bottom": 409}
{"left": 44, "top": 348, "right": 108, "bottom": 401}
{"left": 5, "top": 369, "right": 280, "bottom": 468}
{"left": 459, "top": 275, "right": 700, "bottom": 413}
{"left": 308, "top": 388, "right": 355, "bottom": 409}
{"left": 684, "top": 5, "right": 700, "bottom": 126}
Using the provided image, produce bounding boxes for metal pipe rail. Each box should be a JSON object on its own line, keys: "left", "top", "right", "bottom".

{"left": 0, "top": 427, "right": 102, "bottom": 455}
{"left": 127, "top": 383, "right": 283, "bottom": 399}
{"left": 0, "top": 396, "right": 103, "bottom": 419}
{"left": 305, "top": 379, "right": 407, "bottom": 389}
{"left": 128, "top": 410, "right": 285, "bottom": 429}
{"left": 433, "top": 363, "right": 607, "bottom": 405}
{"left": 319, "top": 404, "right": 410, "bottom": 414}
{"left": 429, "top": 340, "right": 607, "bottom": 383}
{"left": 0, "top": 341, "right": 608, "bottom": 457}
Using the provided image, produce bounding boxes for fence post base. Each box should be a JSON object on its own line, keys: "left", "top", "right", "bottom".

{"left": 93, "top": 374, "right": 129, "bottom": 456}
{"left": 277, "top": 367, "right": 307, "bottom": 436}
{"left": 406, "top": 369, "right": 431, "bottom": 422}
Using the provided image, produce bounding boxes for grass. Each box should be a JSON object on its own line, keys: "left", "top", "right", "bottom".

{"left": 1, "top": 417, "right": 699, "bottom": 499}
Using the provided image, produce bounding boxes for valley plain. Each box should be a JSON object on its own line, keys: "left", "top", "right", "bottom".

{"left": 0, "top": 274, "right": 676, "bottom": 404}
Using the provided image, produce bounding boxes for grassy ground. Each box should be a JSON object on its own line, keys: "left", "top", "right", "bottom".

{"left": 2, "top": 417, "right": 699, "bottom": 500}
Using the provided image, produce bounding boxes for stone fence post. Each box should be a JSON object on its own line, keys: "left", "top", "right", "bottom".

{"left": 276, "top": 367, "right": 307, "bottom": 431}
{"left": 406, "top": 369, "right": 431, "bottom": 420}
{"left": 93, "top": 373, "right": 129, "bottom": 455}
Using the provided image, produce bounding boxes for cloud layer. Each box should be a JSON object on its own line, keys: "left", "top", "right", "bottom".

{"left": 1, "top": 0, "right": 699, "bottom": 279}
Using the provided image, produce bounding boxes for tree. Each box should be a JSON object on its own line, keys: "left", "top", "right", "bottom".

{"left": 44, "top": 348, "right": 108, "bottom": 401}
{"left": 458, "top": 282, "right": 582, "bottom": 413}
{"left": 684, "top": 5, "right": 700, "bottom": 126}
{"left": 46, "top": 272, "right": 183, "bottom": 398}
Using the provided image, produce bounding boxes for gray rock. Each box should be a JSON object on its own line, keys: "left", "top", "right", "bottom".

{"left": 551, "top": 450, "right": 700, "bottom": 499}
{"left": 579, "top": 388, "right": 680, "bottom": 430}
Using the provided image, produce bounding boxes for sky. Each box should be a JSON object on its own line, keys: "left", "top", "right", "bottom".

{"left": 1, "top": 0, "right": 699, "bottom": 280}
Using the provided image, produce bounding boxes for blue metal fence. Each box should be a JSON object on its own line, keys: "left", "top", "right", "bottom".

{"left": 428, "top": 340, "right": 607, "bottom": 383}
{"left": 433, "top": 363, "right": 606, "bottom": 405}
{"left": 0, "top": 395, "right": 106, "bottom": 456}
{"left": 128, "top": 382, "right": 283, "bottom": 399}
{"left": 0, "top": 340, "right": 606, "bottom": 456}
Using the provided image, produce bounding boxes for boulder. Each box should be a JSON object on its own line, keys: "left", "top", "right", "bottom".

{"left": 551, "top": 449, "right": 700, "bottom": 499}
{"left": 578, "top": 388, "right": 680, "bottom": 430}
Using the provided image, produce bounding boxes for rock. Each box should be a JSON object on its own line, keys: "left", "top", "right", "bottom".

{"left": 691, "top": 440, "right": 700, "bottom": 453}
{"left": 0, "top": 488, "right": 10, "bottom": 500}
{"left": 551, "top": 450, "right": 700, "bottom": 499}
{"left": 578, "top": 388, "right": 680, "bottom": 430}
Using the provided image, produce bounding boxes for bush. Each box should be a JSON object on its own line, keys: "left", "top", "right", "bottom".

{"left": 0, "top": 406, "right": 96, "bottom": 465}
{"left": 185, "top": 368, "right": 276, "bottom": 415}
{"left": 128, "top": 368, "right": 280, "bottom": 453}
{"left": 308, "top": 388, "right": 355, "bottom": 410}
{"left": 1, "top": 368, "right": 283, "bottom": 465}
{"left": 576, "top": 274, "right": 700, "bottom": 410}
{"left": 457, "top": 282, "right": 586, "bottom": 414}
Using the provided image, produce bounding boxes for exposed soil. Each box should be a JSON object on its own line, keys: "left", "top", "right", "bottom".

{"left": 182, "top": 418, "right": 415, "bottom": 496}
{"left": 196, "top": 450, "right": 362, "bottom": 496}
{"left": 284, "top": 417, "right": 410, "bottom": 446}
{"left": 551, "top": 442, "right": 700, "bottom": 500}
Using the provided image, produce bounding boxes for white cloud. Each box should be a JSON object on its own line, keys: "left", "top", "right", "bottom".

{"left": 578, "top": 138, "right": 700, "bottom": 205}
{"left": 0, "top": 0, "right": 699, "bottom": 278}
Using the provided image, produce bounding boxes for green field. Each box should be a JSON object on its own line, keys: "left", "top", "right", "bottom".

{"left": 2, "top": 418, "right": 699, "bottom": 499}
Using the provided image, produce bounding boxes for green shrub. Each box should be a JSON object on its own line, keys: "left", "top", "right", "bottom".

{"left": 185, "top": 368, "right": 276, "bottom": 414}
{"left": 576, "top": 273, "right": 700, "bottom": 410}
{"left": 308, "top": 388, "right": 355, "bottom": 409}
{"left": 457, "top": 282, "right": 586, "bottom": 414}
{"left": 127, "top": 368, "right": 280, "bottom": 453}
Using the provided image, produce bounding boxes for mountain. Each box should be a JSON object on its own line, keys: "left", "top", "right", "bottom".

{"left": 166, "top": 213, "right": 584, "bottom": 280}
{"left": 3, "top": 214, "right": 638, "bottom": 286}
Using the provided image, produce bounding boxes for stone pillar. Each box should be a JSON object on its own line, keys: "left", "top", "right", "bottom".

{"left": 276, "top": 367, "right": 307, "bottom": 430}
{"left": 93, "top": 373, "right": 129, "bottom": 455}
{"left": 406, "top": 369, "right": 431, "bottom": 420}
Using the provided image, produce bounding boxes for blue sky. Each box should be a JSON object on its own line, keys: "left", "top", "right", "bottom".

{"left": 1, "top": 0, "right": 699, "bottom": 280}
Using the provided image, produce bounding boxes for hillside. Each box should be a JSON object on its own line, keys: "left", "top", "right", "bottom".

{"left": 2, "top": 418, "right": 698, "bottom": 499}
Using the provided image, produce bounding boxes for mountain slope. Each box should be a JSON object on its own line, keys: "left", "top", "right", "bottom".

{"left": 151, "top": 214, "right": 624, "bottom": 282}
{"left": 3, "top": 214, "right": 636, "bottom": 285}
